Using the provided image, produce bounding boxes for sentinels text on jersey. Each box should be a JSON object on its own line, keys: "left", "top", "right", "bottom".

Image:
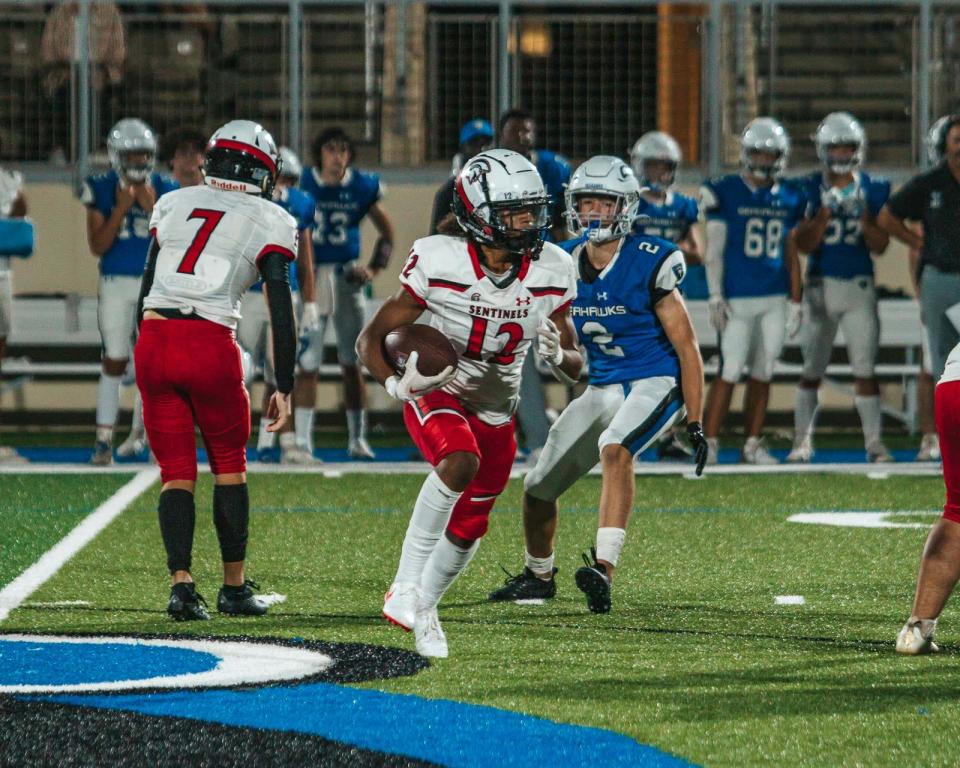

{"left": 146, "top": 185, "right": 298, "bottom": 327}
{"left": 399, "top": 235, "right": 577, "bottom": 424}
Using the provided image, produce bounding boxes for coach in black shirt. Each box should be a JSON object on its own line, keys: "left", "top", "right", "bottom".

{"left": 879, "top": 115, "right": 960, "bottom": 378}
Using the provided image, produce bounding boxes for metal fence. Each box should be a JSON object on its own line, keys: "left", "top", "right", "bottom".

{"left": 2, "top": 0, "right": 958, "bottom": 179}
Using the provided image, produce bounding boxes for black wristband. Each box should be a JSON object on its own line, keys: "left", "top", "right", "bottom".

{"left": 369, "top": 237, "right": 393, "bottom": 271}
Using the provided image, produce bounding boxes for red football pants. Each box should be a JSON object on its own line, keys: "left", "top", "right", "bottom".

{"left": 135, "top": 319, "right": 250, "bottom": 483}
{"left": 937, "top": 380, "right": 960, "bottom": 524}
{"left": 404, "top": 390, "right": 517, "bottom": 541}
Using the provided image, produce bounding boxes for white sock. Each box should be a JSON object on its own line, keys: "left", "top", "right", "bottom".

{"left": 794, "top": 387, "right": 819, "bottom": 444}
{"left": 295, "top": 407, "right": 315, "bottom": 452}
{"left": 346, "top": 409, "right": 366, "bottom": 442}
{"left": 279, "top": 432, "right": 297, "bottom": 450}
{"left": 393, "top": 471, "right": 463, "bottom": 585}
{"left": 596, "top": 527, "right": 626, "bottom": 568}
{"left": 744, "top": 435, "right": 762, "bottom": 450}
{"left": 96, "top": 373, "right": 122, "bottom": 432}
{"left": 524, "top": 549, "right": 555, "bottom": 579}
{"left": 419, "top": 536, "right": 480, "bottom": 611}
{"left": 130, "top": 392, "right": 145, "bottom": 436}
{"left": 257, "top": 418, "right": 276, "bottom": 451}
{"left": 854, "top": 395, "right": 882, "bottom": 449}
{"left": 96, "top": 425, "right": 114, "bottom": 444}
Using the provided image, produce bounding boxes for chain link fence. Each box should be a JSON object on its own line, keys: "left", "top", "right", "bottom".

{"left": 0, "top": 1, "right": 957, "bottom": 173}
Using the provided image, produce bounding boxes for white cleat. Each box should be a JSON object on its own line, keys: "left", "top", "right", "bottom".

{"left": 281, "top": 446, "right": 321, "bottom": 465}
{"left": 0, "top": 446, "right": 26, "bottom": 464}
{"left": 414, "top": 606, "right": 448, "bottom": 658}
{"left": 116, "top": 431, "right": 148, "bottom": 458}
{"left": 867, "top": 442, "right": 895, "bottom": 464}
{"left": 916, "top": 434, "right": 941, "bottom": 462}
{"left": 383, "top": 582, "right": 419, "bottom": 631}
{"left": 348, "top": 438, "right": 376, "bottom": 460}
{"left": 786, "top": 441, "right": 814, "bottom": 464}
{"left": 706, "top": 437, "right": 719, "bottom": 466}
{"left": 742, "top": 437, "right": 778, "bottom": 465}
{"left": 896, "top": 619, "right": 939, "bottom": 655}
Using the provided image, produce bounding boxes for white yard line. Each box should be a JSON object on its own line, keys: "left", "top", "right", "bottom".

{"left": 0, "top": 467, "right": 159, "bottom": 623}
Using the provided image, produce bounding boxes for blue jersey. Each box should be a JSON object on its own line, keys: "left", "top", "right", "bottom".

{"left": 700, "top": 174, "right": 806, "bottom": 299}
{"left": 81, "top": 170, "right": 178, "bottom": 276}
{"left": 532, "top": 149, "right": 572, "bottom": 230}
{"left": 300, "top": 167, "right": 381, "bottom": 265}
{"left": 799, "top": 170, "right": 891, "bottom": 280}
{"left": 633, "top": 190, "right": 699, "bottom": 243}
{"left": 249, "top": 187, "right": 315, "bottom": 294}
{"left": 561, "top": 234, "right": 685, "bottom": 385}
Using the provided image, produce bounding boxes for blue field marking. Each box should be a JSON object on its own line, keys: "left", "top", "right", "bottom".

{"left": 1, "top": 639, "right": 217, "bottom": 687}
{"left": 44, "top": 683, "right": 695, "bottom": 768}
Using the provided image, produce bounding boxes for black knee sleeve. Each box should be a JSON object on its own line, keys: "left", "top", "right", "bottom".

{"left": 158, "top": 488, "right": 195, "bottom": 574}
{"left": 213, "top": 483, "right": 249, "bottom": 563}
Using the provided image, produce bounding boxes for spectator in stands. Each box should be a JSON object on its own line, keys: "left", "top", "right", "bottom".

{"left": 41, "top": 1, "right": 126, "bottom": 162}
{"left": 162, "top": 127, "right": 207, "bottom": 188}
{"left": 879, "top": 115, "right": 960, "bottom": 382}
{"left": 299, "top": 128, "right": 395, "bottom": 459}
{"left": 0, "top": 139, "right": 28, "bottom": 464}
{"left": 496, "top": 108, "right": 572, "bottom": 462}
{"left": 430, "top": 119, "right": 494, "bottom": 235}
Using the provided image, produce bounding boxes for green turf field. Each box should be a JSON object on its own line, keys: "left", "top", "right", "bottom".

{"left": 2, "top": 471, "right": 959, "bottom": 766}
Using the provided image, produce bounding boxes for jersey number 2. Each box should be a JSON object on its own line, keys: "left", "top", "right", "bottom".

{"left": 177, "top": 208, "right": 226, "bottom": 274}
{"left": 464, "top": 317, "right": 524, "bottom": 365}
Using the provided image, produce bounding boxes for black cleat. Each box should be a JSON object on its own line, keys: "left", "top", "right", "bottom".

{"left": 167, "top": 582, "right": 210, "bottom": 622}
{"left": 488, "top": 566, "right": 558, "bottom": 602}
{"left": 217, "top": 579, "right": 269, "bottom": 616}
{"left": 574, "top": 548, "right": 611, "bottom": 614}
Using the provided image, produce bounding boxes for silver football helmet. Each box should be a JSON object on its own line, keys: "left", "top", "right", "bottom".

{"left": 740, "top": 117, "right": 790, "bottom": 180}
{"left": 564, "top": 155, "right": 641, "bottom": 243}
{"left": 278, "top": 146, "right": 303, "bottom": 181}
{"left": 107, "top": 118, "right": 157, "bottom": 183}
{"left": 927, "top": 115, "right": 953, "bottom": 165}
{"left": 629, "top": 131, "right": 682, "bottom": 191}
{"left": 814, "top": 112, "right": 866, "bottom": 175}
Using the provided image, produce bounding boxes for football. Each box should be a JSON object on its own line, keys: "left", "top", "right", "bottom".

{"left": 383, "top": 324, "right": 458, "bottom": 377}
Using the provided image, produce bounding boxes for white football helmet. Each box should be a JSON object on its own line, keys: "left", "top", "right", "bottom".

{"left": 453, "top": 148, "right": 552, "bottom": 259}
{"left": 204, "top": 120, "right": 281, "bottom": 198}
{"left": 629, "top": 131, "right": 682, "bottom": 190}
{"left": 814, "top": 112, "right": 866, "bottom": 175}
{"left": 564, "top": 155, "right": 641, "bottom": 243}
{"left": 740, "top": 117, "right": 790, "bottom": 180}
{"left": 107, "top": 118, "right": 157, "bottom": 183}
{"left": 278, "top": 146, "right": 303, "bottom": 181}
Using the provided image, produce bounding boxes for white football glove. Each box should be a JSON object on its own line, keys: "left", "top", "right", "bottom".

{"left": 384, "top": 350, "right": 456, "bottom": 402}
{"left": 820, "top": 186, "right": 844, "bottom": 213}
{"left": 708, "top": 296, "right": 731, "bottom": 334}
{"left": 786, "top": 301, "right": 803, "bottom": 339}
{"left": 537, "top": 317, "right": 564, "bottom": 367}
{"left": 300, "top": 301, "right": 321, "bottom": 334}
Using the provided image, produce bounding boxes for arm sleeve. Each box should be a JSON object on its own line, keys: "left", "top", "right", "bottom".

{"left": 136, "top": 238, "right": 161, "bottom": 330}
{"left": 886, "top": 176, "right": 927, "bottom": 221}
{"left": 704, "top": 219, "right": 727, "bottom": 299}
{"left": 259, "top": 252, "right": 296, "bottom": 395}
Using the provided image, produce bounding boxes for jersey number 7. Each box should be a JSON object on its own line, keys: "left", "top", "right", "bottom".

{"left": 177, "top": 208, "right": 226, "bottom": 274}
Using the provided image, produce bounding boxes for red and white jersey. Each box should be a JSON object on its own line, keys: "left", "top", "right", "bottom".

{"left": 146, "top": 185, "right": 297, "bottom": 329}
{"left": 400, "top": 235, "right": 577, "bottom": 425}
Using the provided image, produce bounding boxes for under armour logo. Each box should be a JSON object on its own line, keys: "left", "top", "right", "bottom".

{"left": 597, "top": 291, "right": 608, "bottom": 301}
{"left": 516, "top": 296, "right": 531, "bottom": 306}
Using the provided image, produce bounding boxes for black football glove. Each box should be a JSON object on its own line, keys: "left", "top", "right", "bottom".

{"left": 687, "top": 421, "right": 708, "bottom": 476}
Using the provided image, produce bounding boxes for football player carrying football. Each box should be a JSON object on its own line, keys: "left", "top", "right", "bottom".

{"left": 488, "top": 156, "right": 706, "bottom": 613}
{"left": 83, "top": 118, "right": 178, "bottom": 465}
{"left": 356, "top": 148, "right": 582, "bottom": 657}
{"left": 790, "top": 112, "right": 892, "bottom": 463}
{"left": 701, "top": 117, "right": 805, "bottom": 464}
{"left": 135, "top": 120, "right": 297, "bottom": 621}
